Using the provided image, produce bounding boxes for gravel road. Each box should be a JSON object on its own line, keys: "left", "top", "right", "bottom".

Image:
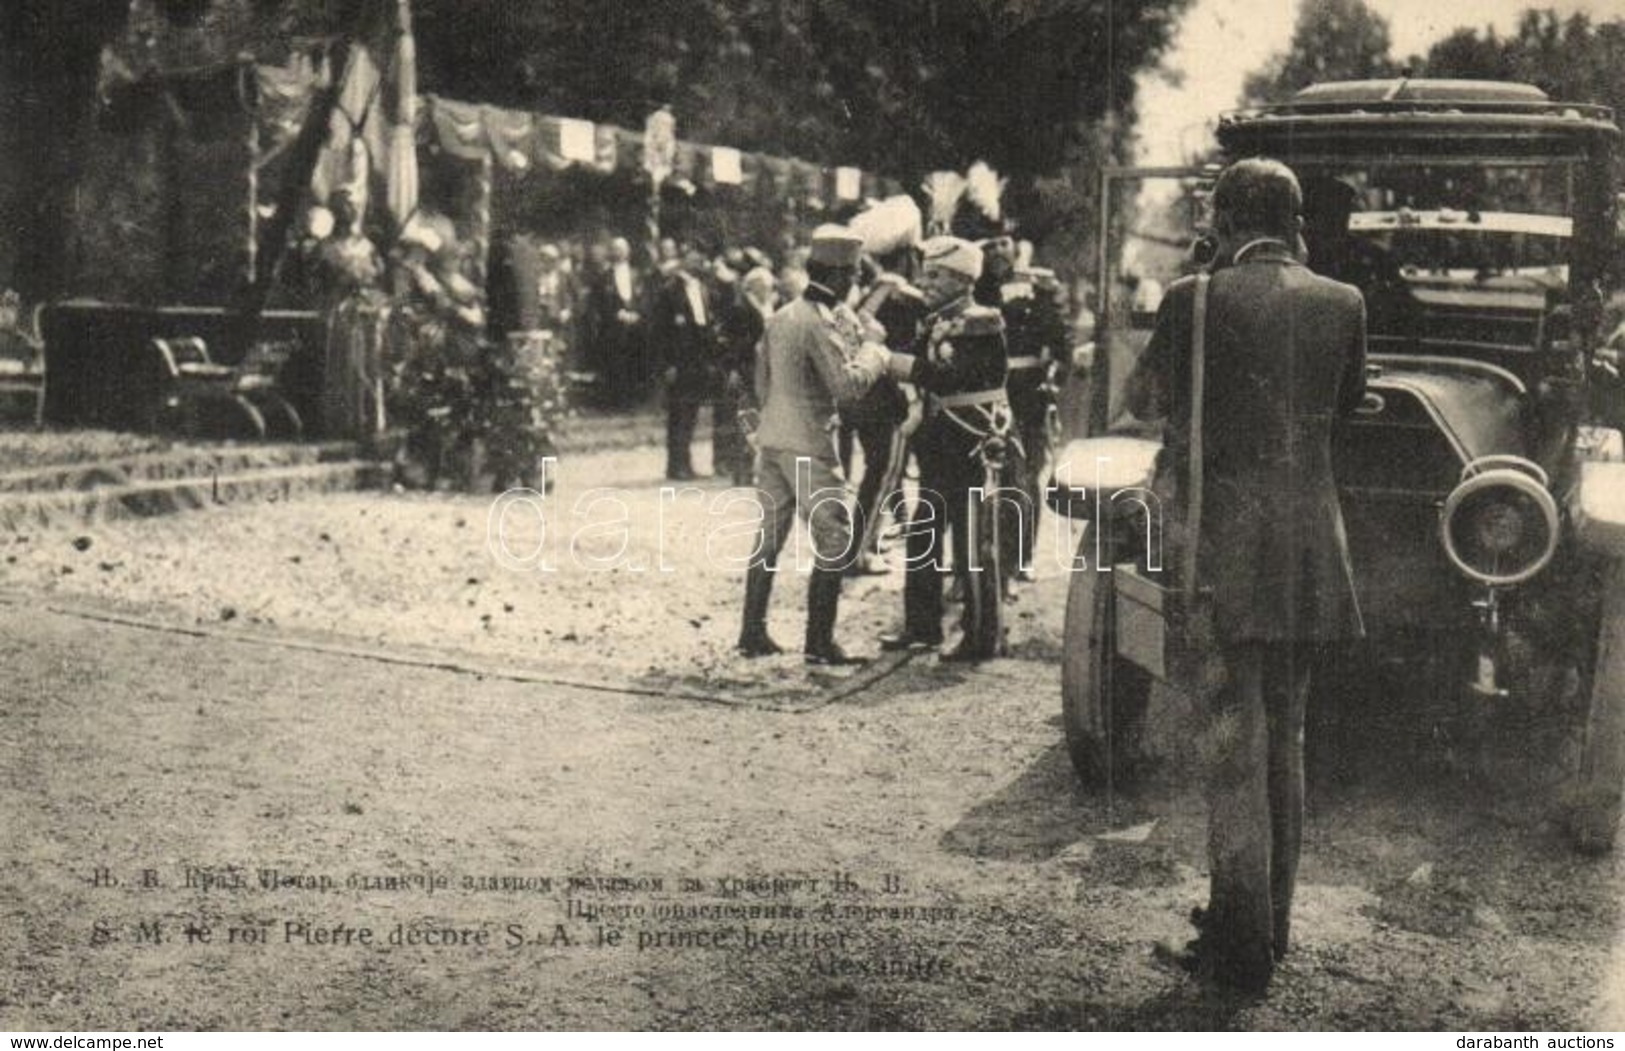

{"left": 2, "top": 445, "right": 1622, "bottom": 1030}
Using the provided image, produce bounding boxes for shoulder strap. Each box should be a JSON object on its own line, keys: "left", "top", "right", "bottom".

{"left": 1183, "top": 272, "right": 1210, "bottom": 600}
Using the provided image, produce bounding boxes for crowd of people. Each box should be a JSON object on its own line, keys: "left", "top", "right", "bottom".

{"left": 295, "top": 195, "right": 562, "bottom": 494}
{"left": 499, "top": 231, "right": 830, "bottom": 482}
{"left": 733, "top": 158, "right": 1373, "bottom": 998}
{"left": 732, "top": 201, "right": 1073, "bottom": 667}
{"left": 490, "top": 203, "right": 1076, "bottom": 666}
{"left": 262, "top": 151, "right": 1388, "bottom": 1002}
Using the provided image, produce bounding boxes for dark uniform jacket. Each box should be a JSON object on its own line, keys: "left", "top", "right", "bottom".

{"left": 905, "top": 296, "right": 1008, "bottom": 401}
{"left": 843, "top": 279, "right": 926, "bottom": 426}
{"left": 1127, "top": 241, "right": 1366, "bottom": 643}
{"left": 988, "top": 271, "right": 1067, "bottom": 423}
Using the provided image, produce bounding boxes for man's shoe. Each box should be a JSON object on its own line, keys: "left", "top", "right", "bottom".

{"left": 1152, "top": 937, "right": 1207, "bottom": 978}
{"left": 666, "top": 467, "right": 697, "bottom": 481}
{"left": 805, "top": 644, "right": 870, "bottom": 667}
{"left": 1159, "top": 907, "right": 1273, "bottom": 994}
{"left": 879, "top": 632, "right": 941, "bottom": 653}
{"left": 737, "top": 633, "right": 784, "bottom": 658}
{"left": 939, "top": 641, "right": 991, "bottom": 664}
{"left": 844, "top": 555, "right": 890, "bottom": 578}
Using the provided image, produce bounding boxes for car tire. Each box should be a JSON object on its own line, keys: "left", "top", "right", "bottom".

{"left": 1061, "top": 528, "right": 1153, "bottom": 788}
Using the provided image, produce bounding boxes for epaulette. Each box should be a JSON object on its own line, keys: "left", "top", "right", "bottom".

{"left": 999, "top": 279, "right": 1035, "bottom": 304}
{"left": 1019, "top": 266, "right": 1061, "bottom": 293}
{"left": 957, "top": 304, "right": 1006, "bottom": 335}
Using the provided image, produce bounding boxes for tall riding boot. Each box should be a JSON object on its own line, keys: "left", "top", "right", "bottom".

{"left": 737, "top": 563, "right": 782, "bottom": 657}
{"left": 804, "top": 566, "right": 867, "bottom": 666}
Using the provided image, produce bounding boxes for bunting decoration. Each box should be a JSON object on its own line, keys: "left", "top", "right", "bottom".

{"left": 712, "top": 147, "right": 742, "bottom": 186}
{"left": 418, "top": 96, "right": 885, "bottom": 203}
{"left": 557, "top": 118, "right": 595, "bottom": 163}
{"left": 834, "top": 167, "right": 862, "bottom": 202}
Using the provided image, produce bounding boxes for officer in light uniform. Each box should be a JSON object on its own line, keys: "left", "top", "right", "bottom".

{"left": 737, "top": 225, "right": 906, "bottom": 666}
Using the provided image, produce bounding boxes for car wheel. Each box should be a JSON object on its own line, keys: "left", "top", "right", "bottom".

{"left": 1061, "top": 528, "right": 1152, "bottom": 787}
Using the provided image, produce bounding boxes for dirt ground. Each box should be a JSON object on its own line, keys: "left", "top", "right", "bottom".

{"left": 2, "top": 444, "right": 1623, "bottom": 1030}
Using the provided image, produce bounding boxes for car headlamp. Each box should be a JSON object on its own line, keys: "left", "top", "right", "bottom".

{"left": 1440, "top": 458, "right": 1559, "bottom": 586}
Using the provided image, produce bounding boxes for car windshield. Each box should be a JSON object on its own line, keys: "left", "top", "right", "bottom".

{"left": 1347, "top": 209, "right": 1571, "bottom": 274}
{"left": 1298, "top": 161, "right": 1576, "bottom": 349}
{"left": 1302, "top": 162, "right": 1574, "bottom": 273}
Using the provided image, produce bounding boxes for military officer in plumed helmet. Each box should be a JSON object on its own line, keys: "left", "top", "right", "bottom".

{"left": 878, "top": 235, "right": 1012, "bottom": 662}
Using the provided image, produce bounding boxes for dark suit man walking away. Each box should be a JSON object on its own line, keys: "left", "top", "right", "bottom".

{"left": 737, "top": 225, "right": 901, "bottom": 666}
{"left": 1128, "top": 158, "right": 1366, "bottom": 992}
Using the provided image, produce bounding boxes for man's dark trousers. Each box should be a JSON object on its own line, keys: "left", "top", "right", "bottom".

{"left": 1203, "top": 640, "right": 1311, "bottom": 987}
{"left": 900, "top": 417, "right": 980, "bottom": 642}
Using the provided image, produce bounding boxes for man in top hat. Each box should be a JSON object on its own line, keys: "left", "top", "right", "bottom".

{"left": 737, "top": 224, "right": 906, "bottom": 665}
{"left": 878, "top": 235, "right": 1011, "bottom": 662}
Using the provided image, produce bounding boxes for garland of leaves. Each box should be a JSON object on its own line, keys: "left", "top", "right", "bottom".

{"left": 387, "top": 299, "right": 564, "bottom": 493}
{"left": 479, "top": 330, "right": 563, "bottom": 493}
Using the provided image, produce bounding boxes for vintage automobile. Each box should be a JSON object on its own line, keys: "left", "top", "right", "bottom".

{"left": 1052, "top": 79, "right": 1625, "bottom": 852}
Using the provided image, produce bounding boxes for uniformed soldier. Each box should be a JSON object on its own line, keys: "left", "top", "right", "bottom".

{"left": 842, "top": 195, "right": 931, "bottom": 573}
{"left": 842, "top": 262, "right": 930, "bottom": 573}
{"left": 736, "top": 224, "right": 902, "bottom": 666}
{"left": 879, "top": 236, "right": 1011, "bottom": 662}
{"left": 976, "top": 237, "right": 1066, "bottom": 583}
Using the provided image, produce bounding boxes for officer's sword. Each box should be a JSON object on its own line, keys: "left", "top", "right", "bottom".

{"left": 855, "top": 386, "right": 922, "bottom": 558}
{"left": 848, "top": 275, "right": 921, "bottom": 559}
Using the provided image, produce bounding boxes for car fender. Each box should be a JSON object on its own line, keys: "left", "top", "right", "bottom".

{"left": 1047, "top": 436, "right": 1161, "bottom": 520}
{"left": 1572, "top": 459, "right": 1625, "bottom": 559}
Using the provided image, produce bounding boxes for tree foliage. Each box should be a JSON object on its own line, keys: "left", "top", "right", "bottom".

{"left": 1420, "top": 10, "right": 1625, "bottom": 116}
{"left": 3, "top": 0, "right": 1194, "bottom": 298}
{"left": 1, "top": 0, "right": 131, "bottom": 302}
{"left": 1241, "top": 0, "right": 1397, "bottom": 105}
{"left": 408, "top": 0, "right": 1190, "bottom": 182}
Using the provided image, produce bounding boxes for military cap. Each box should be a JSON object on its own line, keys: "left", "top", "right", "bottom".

{"left": 920, "top": 235, "right": 984, "bottom": 282}
{"left": 807, "top": 224, "right": 864, "bottom": 268}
